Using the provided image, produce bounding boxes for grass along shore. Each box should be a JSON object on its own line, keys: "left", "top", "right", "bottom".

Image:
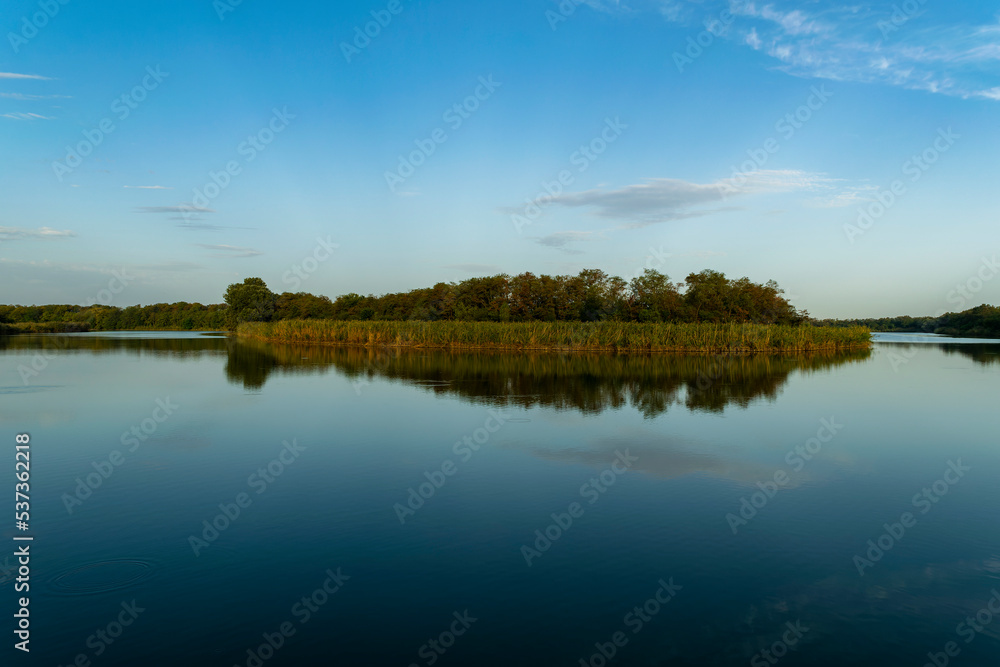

{"left": 236, "top": 320, "right": 871, "bottom": 353}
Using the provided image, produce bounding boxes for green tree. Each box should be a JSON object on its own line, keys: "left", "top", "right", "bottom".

{"left": 224, "top": 277, "right": 277, "bottom": 328}
{"left": 682, "top": 270, "right": 730, "bottom": 322}
{"left": 630, "top": 269, "right": 681, "bottom": 322}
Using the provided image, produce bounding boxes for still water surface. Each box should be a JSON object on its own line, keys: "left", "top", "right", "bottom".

{"left": 1, "top": 332, "right": 998, "bottom": 666}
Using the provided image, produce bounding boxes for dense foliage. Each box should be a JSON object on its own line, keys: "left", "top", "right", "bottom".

{"left": 271, "top": 269, "right": 809, "bottom": 325}
{"left": 224, "top": 277, "right": 277, "bottom": 328}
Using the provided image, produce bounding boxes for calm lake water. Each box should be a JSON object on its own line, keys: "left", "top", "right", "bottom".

{"left": 2, "top": 331, "right": 999, "bottom": 666}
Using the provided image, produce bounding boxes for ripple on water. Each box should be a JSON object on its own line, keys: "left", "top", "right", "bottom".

{"left": 48, "top": 559, "right": 157, "bottom": 597}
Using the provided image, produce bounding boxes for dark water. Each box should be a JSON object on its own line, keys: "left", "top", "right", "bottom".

{"left": 1, "top": 332, "right": 999, "bottom": 666}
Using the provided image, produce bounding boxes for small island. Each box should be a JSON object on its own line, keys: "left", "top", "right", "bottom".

{"left": 1, "top": 268, "right": 873, "bottom": 353}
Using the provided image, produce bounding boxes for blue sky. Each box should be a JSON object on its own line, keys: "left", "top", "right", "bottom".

{"left": 1, "top": 0, "right": 998, "bottom": 318}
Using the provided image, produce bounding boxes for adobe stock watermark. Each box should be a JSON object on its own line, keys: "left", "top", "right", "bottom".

{"left": 15, "top": 333, "right": 70, "bottom": 384}
{"left": 510, "top": 117, "right": 627, "bottom": 234}
{"left": 61, "top": 398, "right": 180, "bottom": 514}
{"left": 340, "top": 0, "right": 406, "bottom": 63}
{"left": 672, "top": 1, "right": 749, "bottom": 73}
{"left": 8, "top": 0, "right": 71, "bottom": 54}
{"left": 54, "top": 600, "right": 146, "bottom": 666}
{"left": 408, "top": 611, "right": 478, "bottom": 667}
{"left": 384, "top": 75, "right": 502, "bottom": 193}
{"left": 878, "top": 0, "right": 930, "bottom": 39}
{"left": 921, "top": 589, "right": 1000, "bottom": 667}
{"left": 750, "top": 621, "right": 810, "bottom": 667}
{"left": 84, "top": 267, "right": 135, "bottom": 306}
{"left": 213, "top": 0, "right": 244, "bottom": 21}
{"left": 726, "top": 417, "right": 844, "bottom": 535}
{"left": 545, "top": 0, "right": 590, "bottom": 31}
{"left": 187, "top": 439, "right": 306, "bottom": 556}
{"left": 623, "top": 246, "right": 670, "bottom": 284}
{"left": 282, "top": 236, "right": 339, "bottom": 290}
{"left": 52, "top": 66, "right": 169, "bottom": 181}
{"left": 852, "top": 459, "right": 970, "bottom": 576}
{"left": 886, "top": 344, "right": 920, "bottom": 374}
{"left": 577, "top": 578, "right": 682, "bottom": 667}
{"left": 720, "top": 85, "right": 833, "bottom": 200}
{"left": 844, "top": 127, "right": 959, "bottom": 244}
{"left": 520, "top": 449, "right": 638, "bottom": 567}
{"left": 182, "top": 107, "right": 294, "bottom": 218}
{"left": 394, "top": 409, "right": 511, "bottom": 524}
{"left": 233, "top": 568, "right": 349, "bottom": 667}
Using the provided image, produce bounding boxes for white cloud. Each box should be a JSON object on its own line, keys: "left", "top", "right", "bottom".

{"left": 0, "top": 72, "right": 51, "bottom": 80}
{"left": 808, "top": 184, "right": 879, "bottom": 208}
{"left": 1, "top": 112, "right": 54, "bottom": 120}
{"left": 657, "top": 0, "right": 687, "bottom": 22}
{"left": 196, "top": 244, "right": 262, "bottom": 258}
{"left": 654, "top": 1, "right": 1000, "bottom": 101}
{"left": 0, "top": 226, "right": 75, "bottom": 242}
{"left": 755, "top": 6, "right": 827, "bottom": 36}
{"left": 974, "top": 86, "right": 1000, "bottom": 101}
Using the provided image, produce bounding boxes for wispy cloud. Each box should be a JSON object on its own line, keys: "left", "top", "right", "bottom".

{"left": 137, "top": 204, "right": 222, "bottom": 227}
{"left": 0, "top": 72, "right": 52, "bottom": 80}
{"left": 607, "top": 1, "right": 1000, "bottom": 101}
{"left": 808, "top": 184, "right": 880, "bottom": 208}
{"left": 136, "top": 205, "right": 214, "bottom": 214}
{"left": 530, "top": 230, "right": 595, "bottom": 254}
{"left": 727, "top": 2, "right": 1000, "bottom": 100}
{"left": 976, "top": 87, "right": 1000, "bottom": 101}
{"left": 197, "top": 244, "right": 262, "bottom": 258}
{"left": 0, "top": 92, "right": 70, "bottom": 101}
{"left": 0, "top": 226, "right": 75, "bottom": 242}
{"left": 1, "top": 112, "right": 54, "bottom": 120}
{"left": 173, "top": 221, "right": 224, "bottom": 230}
{"left": 537, "top": 169, "right": 835, "bottom": 226}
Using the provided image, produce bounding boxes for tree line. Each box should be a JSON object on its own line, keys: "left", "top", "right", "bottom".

{"left": 2, "top": 268, "right": 809, "bottom": 332}
{"left": 223, "top": 269, "right": 808, "bottom": 327}
{"left": 0, "top": 303, "right": 229, "bottom": 332}
{"left": 814, "top": 304, "right": 1000, "bottom": 338}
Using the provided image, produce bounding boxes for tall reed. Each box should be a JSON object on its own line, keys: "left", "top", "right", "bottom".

{"left": 236, "top": 320, "right": 871, "bottom": 353}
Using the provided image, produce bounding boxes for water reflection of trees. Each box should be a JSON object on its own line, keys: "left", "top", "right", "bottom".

{"left": 11, "top": 333, "right": 998, "bottom": 415}
{"left": 879, "top": 342, "right": 1000, "bottom": 367}
{"left": 939, "top": 344, "right": 1000, "bottom": 366}
{"left": 223, "top": 339, "right": 874, "bottom": 416}
{"left": 0, "top": 333, "right": 228, "bottom": 359}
